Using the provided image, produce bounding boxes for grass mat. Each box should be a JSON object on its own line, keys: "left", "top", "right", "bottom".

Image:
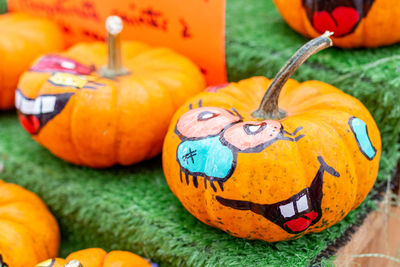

{"left": 0, "top": 0, "right": 400, "bottom": 266}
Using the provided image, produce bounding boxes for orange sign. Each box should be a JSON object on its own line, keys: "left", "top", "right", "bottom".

{"left": 7, "top": 0, "right": 227, "bottom": 84}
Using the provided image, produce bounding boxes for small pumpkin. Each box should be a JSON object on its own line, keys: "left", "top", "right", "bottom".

{"left": 0, "top": 12, "right": 64, "bottom": 110}
{"left": 162, "top": 32, "right": 381, "bottom": 242}
{"left": 0, "top": 179, "right": 60, "bottom": 266}
{"left": 36, "top": 248, "right": 152, "bottom": 267}
{"left": 16, "top": 16, "right": 205, "bottom": 168}
{"left": 273, "top": 0, "right": 400, "bottom": 48}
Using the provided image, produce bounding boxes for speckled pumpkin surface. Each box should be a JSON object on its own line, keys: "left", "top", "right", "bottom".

{"left": 36, "top": 248, "right": 151, "bottom": 267}
{"left": 273, "top": 0, "right": 400, "bottom": 48}
{"left": 163, "top": 76, "right": 381, "bottom": 242}
{"left": 0, "top": 12, "right": 64, "bottom": 110}
{"left": 16, "top": 42, "right": 205, "bottom": 167}
{"left": 0, "top": 180, "right": 59, "bottom": 267}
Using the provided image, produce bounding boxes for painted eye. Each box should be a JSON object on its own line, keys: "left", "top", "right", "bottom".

{"left": 60, "top": 61, "right": 76, "bottom": 69}
{"left": 176, "top": 107, "right": 241, "bottom": 139}
{"left": 198, "top": 111, "right": 219, "bottom": 121}
{"left": 243, "top": 122, "right": 267, "bottom": 135}
{"left": 221, "top": 120, "right": 283, "bottom": 152}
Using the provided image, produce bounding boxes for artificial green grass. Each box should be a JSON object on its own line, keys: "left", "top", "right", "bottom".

{"left": 0, "top": 0, "right": 400, "bottom": 266}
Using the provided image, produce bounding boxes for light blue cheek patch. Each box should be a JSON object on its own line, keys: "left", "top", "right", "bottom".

{"left": 176, "top": 135, "right": 236, "bottom": 191}
{"left": 349, "top": 117, "right": 377, "bottom": 160}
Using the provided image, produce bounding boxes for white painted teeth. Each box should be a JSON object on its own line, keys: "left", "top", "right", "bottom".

{"left": 297, "top": 194, "right": 309, "bottom": 212}
{"left": 280, "top": 202, "right": 295, "bottom": 218}
{"left": 248, "top": 125, "right": 261, "bottom": 133}
{"left": 15, "top": 91, "right": 57, "bottom": 115}
{"left": 279, "top": 192, "right": 311, "bottom": 218}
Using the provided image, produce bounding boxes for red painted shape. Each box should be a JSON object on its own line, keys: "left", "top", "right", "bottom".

{"left": 284, "top": 211, "right": 319, "bottom": 232}
{"left": 19, "top": 114, "right": 40, "bottom": 135}
{"left": 312, "top": 6, "right": 360, "bottom": 37}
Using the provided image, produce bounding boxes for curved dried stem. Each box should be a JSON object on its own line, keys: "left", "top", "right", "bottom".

{"left": 252, "top": 31, "right": 333, "bottom": 120}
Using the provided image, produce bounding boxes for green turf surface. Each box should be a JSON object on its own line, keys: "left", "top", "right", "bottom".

{"left": 0, "top": 0, "right": 400, "bottom": 266}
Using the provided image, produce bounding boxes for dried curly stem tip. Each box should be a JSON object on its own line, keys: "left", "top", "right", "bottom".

{"left": 98, "top": 16, "right": 130, "bottom": 78}
{"left": 252, "top": 31, "right": 333, "bottom": 120}
{"left": 64, "top": 260, "right": 83, "bottom": 267}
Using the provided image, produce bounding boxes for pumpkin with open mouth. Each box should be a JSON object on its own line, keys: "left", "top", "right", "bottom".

{"left": 16, "top": 16, "right": 205, "bottom": 168}
{"left": 274, "top": 0, "right": 400, "bottom": 48}
{"left": 162, "top": 33, "right": 381, "bottom": 241}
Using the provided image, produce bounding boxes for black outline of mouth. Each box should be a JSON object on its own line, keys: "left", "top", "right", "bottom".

{"left": 15, "top": 89, "right": 74, "bottom": 135}
{"left": 216, "top": 156, "right": 340, "bottom": 234}
{"left": 302, "top": 0, "right": 375, "bottom": 37}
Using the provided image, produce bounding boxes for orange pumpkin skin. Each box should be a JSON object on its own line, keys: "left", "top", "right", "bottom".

{"left": 273, "top": 0, "right": 400, "bottom": 48}
{"left": 162, "top": 77, "right": 381, "bottom": 242}
{"left": 0, "top": 13, "right": 64, "bottom": 110}
{"left": 0, "top": 180, "right": 60, "bottom": 266}
{"left": 36, "top": 248, "right": 151, "bottom": 267}
{"left": 16, "top": 42, "right": 205, "bottom": 167}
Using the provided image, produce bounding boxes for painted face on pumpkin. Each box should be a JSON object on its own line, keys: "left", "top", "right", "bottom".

{"left": 302, "top": 0, "right": 375, "bottom": 37}
{"left": 175, "top": 105, "right": 305, "bottom": 192}
{"left": 15, "top": 56, "right": 104, "bottom": 135}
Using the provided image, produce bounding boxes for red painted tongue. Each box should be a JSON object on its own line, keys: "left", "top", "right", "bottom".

{"left": 284, "top": 211, "right": 319, "bottom": 232}
{"left": 312, "top": 6, "right": 360, "bottom": 37}
{"left": 19, "top": 114, "right": 40, "bottom": 135}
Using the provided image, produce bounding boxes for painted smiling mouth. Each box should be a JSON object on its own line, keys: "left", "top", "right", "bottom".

{"left": 303, "top": 0, "right": 375, "bottom": 37}
{"left": 15, "top": 89, "right": 74, "bottom": 135}
{"left": 216, "top": 156, "right": 340, "bottom": 234}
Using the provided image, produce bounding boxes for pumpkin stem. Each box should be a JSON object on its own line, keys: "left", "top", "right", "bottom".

{"left": 64, "top": 260, "right": 83, "bottom": 267}
{"left": 98, "top": 16, "right": 130, "bottom": 78}
{"left": 252, "top": 31, "right": 333, "bottom": 120}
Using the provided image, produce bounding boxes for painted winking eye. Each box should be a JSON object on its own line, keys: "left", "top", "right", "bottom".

{"left": 175, "top": 107, "right": 241, "bottom": 139}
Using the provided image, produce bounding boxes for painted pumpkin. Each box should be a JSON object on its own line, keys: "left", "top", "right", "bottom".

{"left": 36, "top": 248, "right": 152, "bottom": 267}
{"left": 162, "top": 33, "right": 381, "bottom": 242}
{"left": 0, "top": 180, "right": 60, "bottom": 266}
{"left": 273, "top": 0, "right": 400, "bottom": 48}
{"left": 16, "top": 16, "right": 205, "bottom": 168}
{"left": 0, "top": 12, "right": 64, "bottom": 110}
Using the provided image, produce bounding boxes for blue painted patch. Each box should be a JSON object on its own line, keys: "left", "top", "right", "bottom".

{"left": 177, "top": 136, "right": 234, "bottom": 179}
{"left": 349, "top": 117, "right": 376, "bottom": 160}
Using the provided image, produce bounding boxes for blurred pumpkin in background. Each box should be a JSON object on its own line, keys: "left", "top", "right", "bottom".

{"left": 0, "top": 180, "right": 59, "bottom": 267}
{"left": 273, "top": 0, "right": 400, "bottom": 48}
{"left": 0, "top": 12, "right": 64, "bottom": 109}
{"left": 16, "top": 16, "right": 205, "bottom": 168}
{"left": 36, "top": 248, "right": 152, "bottom": 267}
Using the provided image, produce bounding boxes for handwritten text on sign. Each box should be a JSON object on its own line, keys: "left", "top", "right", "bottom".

{"left": 7, "top": 0, "right": 227, "bottom": 84}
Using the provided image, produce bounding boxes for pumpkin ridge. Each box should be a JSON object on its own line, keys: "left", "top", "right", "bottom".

{"left": 0, "top": 219, "right": 47, "bottom": 262}
{"left": 0, "top": 210, "right": 55, "bottom": 258}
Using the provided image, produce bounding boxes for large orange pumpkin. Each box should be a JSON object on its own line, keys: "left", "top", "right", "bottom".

{"left": 162, "top": 33, "right": 381, "bottom": 242}
{"left": 273, "top": 0, "right": 400, "bottom": 48}
{"left": 36, "top": 248, "right": 151, "bottom": 267}
{"left": 16, "top": 16, "right": 205, "bottom": 168}
{"left": 0, "top": 180, "right": 60, "bottom": 266}
{"left": 0, "top": 12, "right": 64, "bottom": 110}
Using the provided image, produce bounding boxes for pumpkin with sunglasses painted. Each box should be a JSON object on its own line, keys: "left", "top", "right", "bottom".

{"left": 16, "top": 16, "right": 205, "bottom": 168}
{"left": 162, "top": 33, "right": 381, "bottom": 242}
{"left": 0, "top": 12, "right": 64, "bottom": 110}
{"left": 274, "top": 0, "right": 400, "bottom": 48}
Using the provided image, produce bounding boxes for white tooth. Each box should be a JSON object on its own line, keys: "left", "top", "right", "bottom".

{"left": 248, "top": 125, "right": 260, "bottom": 133}
{"left": 279, "top": 202, "right": 295, "bottom": 218}
{"left": 15, "top": 91, "right": 22, "bottom": 109}
{"left": 21, "top": 98, "right": 35, "bottom": 114}
{"left": 61, "top": 61, "right": 76, "bottom": 69}
{"left": 297, "top": 194, "right": 309, "bottom": 212}
{"left": 32, "top": 98, "right": 41, "bottom": 114}
{"left": 41, "top": 96, "right": 56, "bottom": 113}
